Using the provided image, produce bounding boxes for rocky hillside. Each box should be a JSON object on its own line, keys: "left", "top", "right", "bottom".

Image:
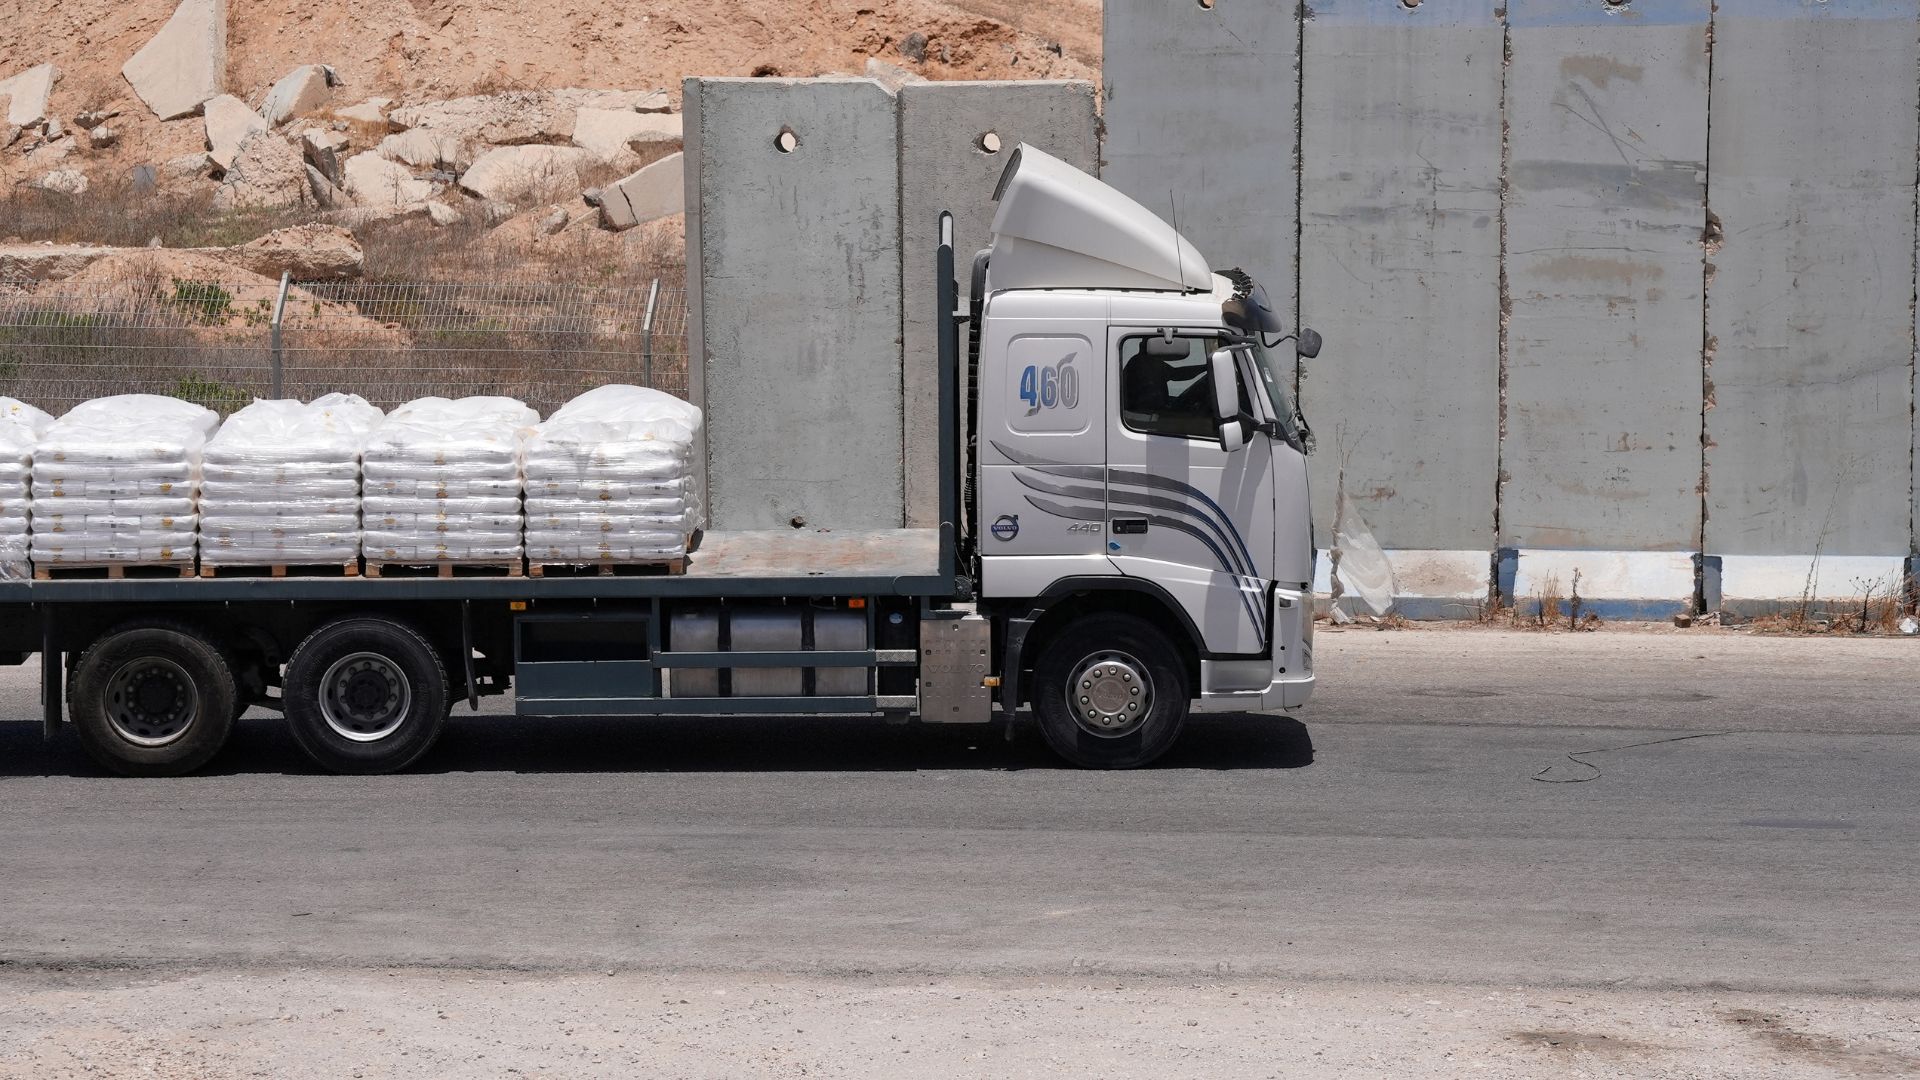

{"left": 0, "top": 0, "right": 1097, "bottom": 286}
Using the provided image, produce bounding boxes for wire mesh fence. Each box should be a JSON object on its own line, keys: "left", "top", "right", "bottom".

{"left": 0, "top": 276, "right": 689, "bottom": 417}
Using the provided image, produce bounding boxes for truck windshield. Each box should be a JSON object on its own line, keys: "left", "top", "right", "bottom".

{"left": 1244, "top": 337, "right": 1305, "bottom": 449}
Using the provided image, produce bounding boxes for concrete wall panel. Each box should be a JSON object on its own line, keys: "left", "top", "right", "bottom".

{"left": 1299, "top": 0, "right": 1504, "bottom": 557}
{"left": 684, "top": 77, "right": 903, "bottom": 531}
{"left": 898, "top": 81, "right": 1097, "bottom": 528}
{"left": 1705, "top": 0, "right": 1918, "bottom": 564}
{"left": 1500, "top": 0, "right": 1710, "bottom": 553}
{"left": 1102, "top": 0, "right": 1300, "bottom": 310}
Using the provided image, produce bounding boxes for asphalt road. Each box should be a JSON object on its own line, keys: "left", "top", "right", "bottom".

{"left": 0, "top": 627, "right": 1915, "bottom": 995}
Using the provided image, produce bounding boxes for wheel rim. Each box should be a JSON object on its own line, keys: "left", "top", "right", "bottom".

{"left": 1065, "top": 650, "right": 1153, "bottom": 739}
{"left": 105, "top": 657, "right": 200, "bottom": 748}
{"left": 318, "top": 652, "right": 413, "bottom": 743}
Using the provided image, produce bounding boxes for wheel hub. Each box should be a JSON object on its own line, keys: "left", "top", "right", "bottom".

{"left": 1066, "top": 651, "right": 1152, "bottom": 739}
{"left": 319, "top": 652, "right": 412, "bottom": 743}
{"left": 105, "top": 658, "right": 199, "bottom": 748}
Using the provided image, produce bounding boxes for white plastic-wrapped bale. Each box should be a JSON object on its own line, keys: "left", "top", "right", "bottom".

{"left": 199, "top": 395, "right": 383, "bottom": 571}
{"left": 30, "top": 395, "right": 219, "bottom": 572}
{"left": 0, "top": 398, "right": 54, "bottom": 580}
{"left": 524, "top": 385, "right": 704, "bottom": 570}
{"left": 361, "top": 396, "right": 537, "bottom": 568}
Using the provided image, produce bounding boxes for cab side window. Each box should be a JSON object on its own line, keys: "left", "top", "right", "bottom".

{"left": 1118, "top": 335, "right": 1244, "bottom": 441}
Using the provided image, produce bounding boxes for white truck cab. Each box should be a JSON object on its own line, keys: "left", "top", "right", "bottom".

{"left": 966, "top": 145, "right": 1321, "bottom": 767}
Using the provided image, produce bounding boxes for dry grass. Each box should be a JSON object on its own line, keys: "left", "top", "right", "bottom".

{"left": 1504, "top": 571, "right": 1604, "bottom": 632}
{"left": 0, "top": 182, "right": 316, "bottom": 249}
{"left": 1745, "top": 573, "right": 1915, "bottom": 636}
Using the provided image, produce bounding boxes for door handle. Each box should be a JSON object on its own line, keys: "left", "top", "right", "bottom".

{"left": 1111, "top": 519, "right": 1148, "bottom": 535}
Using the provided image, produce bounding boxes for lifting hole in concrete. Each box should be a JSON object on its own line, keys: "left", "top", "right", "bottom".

{"left": 1197, "top": 0, "right": 1214, "bottom": 9}
{"left": 1603, "top": 0, "right": 1629, "bottom": 6}
{"left": 1402, "top": 0, "right": 1420, "bottom": 7}
{"left": 977, "top": 131, "right": 1001, "bottom": 154}
{"left": 774, "top": 128, "right": 798, "bottom": 154}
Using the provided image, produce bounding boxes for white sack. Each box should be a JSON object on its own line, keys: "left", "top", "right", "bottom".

{"left": 361, "top": 396, "right": 536, "bottom": 564}
{"left": 31, "top": 395, "right": 216, "bottom": 568}
{"left": 523, "top": 385, "right": 703, "bottom": 565}
{"left": 198, "top": 394, "right": 382, "bottom": 566}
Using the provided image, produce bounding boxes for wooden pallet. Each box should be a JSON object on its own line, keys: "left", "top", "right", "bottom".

{"left": 198, "top": 562, "right": 360, "bottom": 579}
{"left": 528, "top": 557, "right": 687, "bottom": 579}
{"left": 365, "top": 560, "right": 524, "bottom": 579}
{"left": 34, "top": 561, "right": 195, "bottom": 581}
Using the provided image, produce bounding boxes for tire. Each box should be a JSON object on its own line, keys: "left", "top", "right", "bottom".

{"left": 68, "top": 622, "right": 239, "bottom": 777}
{"left": 1030, "top": 613, "right": 1190, "bottom": 769}
{"left": 283, "top": 618, "right": 449, "bottom": 775}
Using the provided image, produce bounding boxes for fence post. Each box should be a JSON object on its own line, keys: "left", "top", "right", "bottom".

{"left": 640, "top": 277, "right": 660, "bottom": 389}
{"left": 269, "top": 271, "right": 291, "bottom": 398}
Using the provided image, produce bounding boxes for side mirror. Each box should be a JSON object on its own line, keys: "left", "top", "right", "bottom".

{"left": 1209, "top": 347, "right": 1245, "bottom": 452}
{"left": 1296, "top": 327, "right": 1323, "bottom": 360}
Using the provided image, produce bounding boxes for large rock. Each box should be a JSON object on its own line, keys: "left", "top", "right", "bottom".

{"left": 333, "top": 97, "right": 391, "bottom": 125}
{"left": 214, "top": 132, "right": 309, "bottom": 209}
{"left": 342, "top": 152, "right": 434, "bottom": 213}
{"left": 161, "top": 151, "right": 214, "bottom": 181}
{"left": 0, "top": 64, "right": 60, "bottom": 128}
{"left": 298, "top": 130, "right": 344, "bottom": 184}
{"left": 457, "top": 144, "right": 592, "bottom": 202}
{"left": 599, "top": 151, "right": 684, "bottom": 230}
{"left": 260, "top": 64, "right": 339, "bottom": 126}
{"left": 306, "top": 164, "right": 341, "bottom": 208}
{"left": 220, "top": 224, "right": 361, "bottom": 280}
{"left": 121, "top": 0, "right": 226, "bottom": 120}
{"left": 390, "top": 88, "right": 664, "bottom": 149}
{"left": 0, "top": 244, "right": 115, "bottom": 281}
{"left": 30, "top": 169, "right": 89, "bottom": 196}
{"left": 203, "top": 93, "right": 266, "bottom": 170}
{"left": 376, "top": 128, "right": 469, "bottom": 171}
{"left": 571, "top": 108, "right": 680, "bottom": 160}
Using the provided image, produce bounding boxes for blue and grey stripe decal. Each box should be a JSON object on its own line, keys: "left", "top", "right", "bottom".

{"left": 992, "top": 440, "right": 1269, "bottom": 643}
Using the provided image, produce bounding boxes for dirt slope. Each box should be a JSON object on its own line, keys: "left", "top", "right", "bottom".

{"left": 1, "top": 0, "right": 1096, "bottom": 120}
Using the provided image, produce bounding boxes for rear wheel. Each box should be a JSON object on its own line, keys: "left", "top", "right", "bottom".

{"left": 1030, "top": 613, "right": 1189, "bottom": 769}
{"left": 69, "top": 622, "right": 238, "bottom": 776}
{"left": 284, "top": 618, "right": 449, "bottom": 775}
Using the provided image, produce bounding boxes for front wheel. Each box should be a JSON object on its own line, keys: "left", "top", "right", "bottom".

{"left": 1030, "top": 613, "right": 1190, "bottom": 769}
{"left": 283, "top": 618, "right": 449, "bottom": 774}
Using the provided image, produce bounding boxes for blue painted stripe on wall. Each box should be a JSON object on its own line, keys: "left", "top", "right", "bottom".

{"left": 1508, "top": 0, "right": 1710, "bottom": 29}
{"left": 1306, "top": 0, "right": 1502, "bottom": 29}
{"left": 1714, "top": 0, "right": 1917, "bottom": 19}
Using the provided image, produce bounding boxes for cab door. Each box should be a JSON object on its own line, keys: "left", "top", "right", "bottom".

{"left": 1103, "top": 329, "right": 1276, "bottom": 656}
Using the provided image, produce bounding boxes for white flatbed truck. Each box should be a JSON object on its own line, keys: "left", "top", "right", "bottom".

{"left": 0, "top": 146, "right": 1322, "bottom": 775}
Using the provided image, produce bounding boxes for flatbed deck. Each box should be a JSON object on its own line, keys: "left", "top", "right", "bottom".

{"left": 0, "top": 530, "right": 948, "bottom": 603}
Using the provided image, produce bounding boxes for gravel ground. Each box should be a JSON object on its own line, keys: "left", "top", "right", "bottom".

{"left": 4, "top": 968, "right": 1918, "bottom": 1079}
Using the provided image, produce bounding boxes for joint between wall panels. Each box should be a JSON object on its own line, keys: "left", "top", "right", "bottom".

{"left": 1912, "top": 11, "right": 1920, "bottom": 568}
{"left": 1492, "top": 6, "right": 1512, "bottom": 596}
{"left": 1293, "top": 0, "right": 1307, "bottom": 400}
{"left": 1698, "top": 4, "right": 1717, "bottom": 615}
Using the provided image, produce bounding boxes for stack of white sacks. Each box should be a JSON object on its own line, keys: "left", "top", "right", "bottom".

{"left": 199, "top": 394, "right": 384, "bottom": 567}
{"left": 524, "top": 384, "right": 705, "bottom": 565}
{"left": 361, "top": 396, "right": 538, "bottom": 565}
{"left": 30, "top": 395, "right": 218, "bottom": 568}
{"left": 0, "top": 398, "right": 53, "bottom": 580}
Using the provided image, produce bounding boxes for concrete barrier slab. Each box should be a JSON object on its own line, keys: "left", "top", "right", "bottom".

{"left": 1705, "top": 0, "right": 1919, "bottom": 561}
{"left": 1300, "top": 0, "right": 1504, "bottom": 561}
{"left": 1502, "top": 0, "right": 1709, "bottom": 555}
{"left": 898, "top": 81, "right": 1096, "bottom": 528}
{"left": 1102, "top": 0, "right": 1299, "bottom": 309}
{"left": 684, "top": 78, "right": 903, "bottom": 531}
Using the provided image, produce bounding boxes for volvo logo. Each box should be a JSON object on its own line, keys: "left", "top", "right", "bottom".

{"left": 991, "top": 515, "right": 1020, "bottom": 542}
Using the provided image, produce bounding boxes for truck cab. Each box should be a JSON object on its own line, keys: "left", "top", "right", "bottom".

{"left": 966, "top": 145, "right": 1319, "bottom": 767}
